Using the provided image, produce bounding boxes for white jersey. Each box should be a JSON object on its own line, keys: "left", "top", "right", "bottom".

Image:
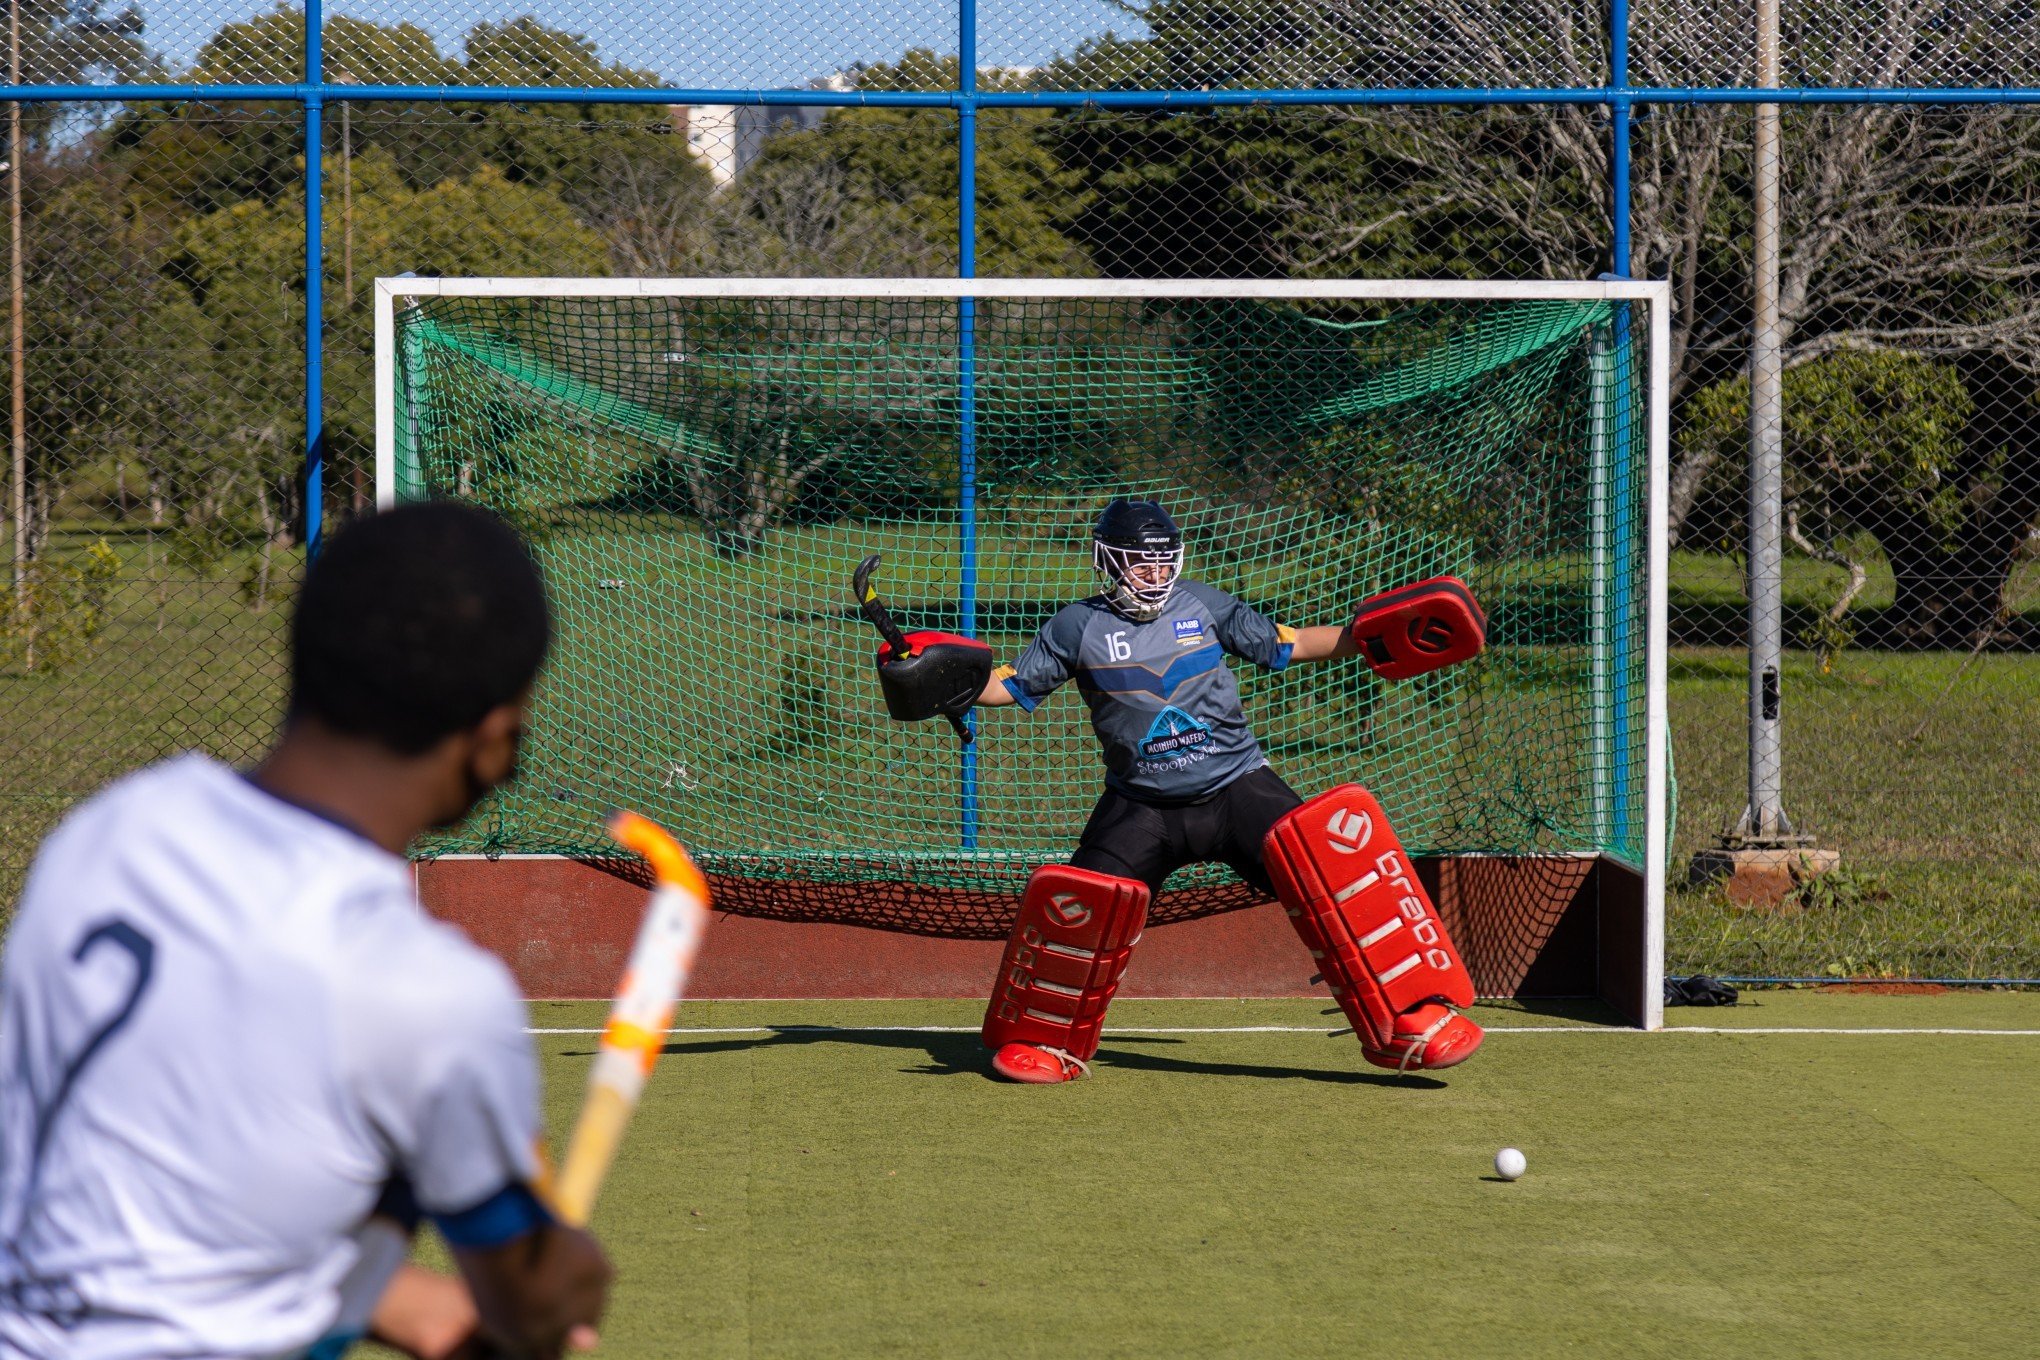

{"left": 0, "top": 755, "right": 542, "bottom": 1360}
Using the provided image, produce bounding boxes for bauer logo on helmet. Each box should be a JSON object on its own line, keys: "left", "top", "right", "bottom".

{"left": 1092, "top": 499, "right": 1185, "bottom": 623}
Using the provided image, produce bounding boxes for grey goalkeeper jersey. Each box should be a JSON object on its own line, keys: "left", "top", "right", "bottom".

{"left": 997, "top": 579, "right": 1296, "bottom": 803}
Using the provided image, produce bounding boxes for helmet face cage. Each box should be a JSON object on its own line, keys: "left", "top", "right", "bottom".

{"left": 1092, "top": 538, "right": 1185, "bottom": 621}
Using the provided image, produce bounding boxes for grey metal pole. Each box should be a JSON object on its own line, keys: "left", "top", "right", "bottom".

{"left": 1740, "top": 0, "right": 1793, "bottom": 844}
{"left": 1693, "top": 0, "right": 1836, "bottom": 895}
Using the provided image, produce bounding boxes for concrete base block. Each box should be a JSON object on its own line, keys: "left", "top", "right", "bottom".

{"left": 1688, "top": 846, "right": 1843, "bottom": 911}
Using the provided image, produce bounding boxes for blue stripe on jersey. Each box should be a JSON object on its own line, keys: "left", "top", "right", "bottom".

{"left": 1081, "top": 643, "right": 1224, "bottom": 698}
{"left": 431, "top": 1180, "right": 551, "bottom": 1249}
{"left": 1001, "top": 673, "right": 1041, "bottom": 712}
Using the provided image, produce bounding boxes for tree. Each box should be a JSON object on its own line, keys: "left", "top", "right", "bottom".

{"left": 90, "top": 11, "right": 712, "bottom": 513}
{"left": 742, "top": 52, "right": 1090, "bottom": 277}
{"left": 1036, "top": 17, "right": 1591, "bottom": 279}
{"left": 1040, "top": 0, "right": 2040, "bottom": 629}
{"left": 108, "top": 13, "right": 708, "bottom": 258}
{"left": 103, "top": 12, "right": 459, "bottom": 218}
{"left": 1687, "top": 350, "right": 2020, "bottom": 648}
{"left": 1038, "top": 102, "right": 1289, "bottom": 278}
{"left": 12, "top": 161, "right": 216, "bottom": 558}
{"left": 676, "top": 152, "right": 954, "bottom": 277}
{"left": 3, "top": 0, "right": 153, "bottom": 146}
{"left": 1713, "top": 350, "right": 2036, "bottom": 650}
{"left": 167, "top": 152, "right": 610, "bottom": 547}
{"left": 454, "top": 15, "right": 712, "bottom": 256}
{"left": 180, "top": 7, "right": 450, "bottom": 84}
{"left": 5, "top": 0, "right": 155, "bottom": 594}
{"left": 1874, "top": 353, "right": 2039, "bottom": 647}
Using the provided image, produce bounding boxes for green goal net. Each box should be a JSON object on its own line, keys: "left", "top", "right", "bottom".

{"left": 382, "top": 282, "right": 1657, "bottom": 938}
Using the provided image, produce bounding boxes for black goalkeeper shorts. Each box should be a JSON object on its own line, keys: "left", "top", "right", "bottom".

{"left": 1069, "top": 765, "right": 1304, "bottom": 898}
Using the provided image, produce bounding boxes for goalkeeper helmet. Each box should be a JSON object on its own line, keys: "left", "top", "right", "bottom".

{"left": 1092, "top": 499, "right": 1184, "bottom": 622}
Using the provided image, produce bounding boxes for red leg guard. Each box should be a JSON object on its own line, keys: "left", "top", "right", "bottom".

{"left": 1263, "top": 785, "right": 1484, "bottom": 1072}
{"left": 981, "top": 866, "right": 1150, "bottom": 1082}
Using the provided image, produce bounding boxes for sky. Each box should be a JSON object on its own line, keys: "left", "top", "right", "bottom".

{"left": 136, "top": 0, "right": 1151, "bottom": 89}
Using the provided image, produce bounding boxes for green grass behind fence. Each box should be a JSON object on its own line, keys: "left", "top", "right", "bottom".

{"left": 3, "top": 522, "right": 2036, "bottom": 978}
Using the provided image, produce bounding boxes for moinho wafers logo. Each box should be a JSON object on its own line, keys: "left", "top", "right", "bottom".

{"left": 1139, "top": 705, "right": 1211, "bottom": 760}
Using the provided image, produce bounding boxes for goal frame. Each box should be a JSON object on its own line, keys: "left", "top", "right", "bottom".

{"left": 373, "top": 275, "right": 1671, "bottom": 1029}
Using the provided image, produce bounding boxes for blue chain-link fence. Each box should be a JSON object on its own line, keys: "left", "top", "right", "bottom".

{"left": 4, "top": 0, "right": 2038, "bottom": 980}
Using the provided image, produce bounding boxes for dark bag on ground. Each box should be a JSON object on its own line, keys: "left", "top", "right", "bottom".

{"left": 1663, "top": 974, "right": 1739, "bottom": 1007}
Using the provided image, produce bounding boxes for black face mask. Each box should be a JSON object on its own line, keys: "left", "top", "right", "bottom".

{"left": 436, "top": 724, "right": 524, "bottom": 831}
{"left": 501, "top": 724, "right": 524, "bottom": 788}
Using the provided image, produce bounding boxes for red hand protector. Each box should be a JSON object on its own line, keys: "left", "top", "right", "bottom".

{"left": 1348, "top": 577, "right": 1486, "bottom": 680}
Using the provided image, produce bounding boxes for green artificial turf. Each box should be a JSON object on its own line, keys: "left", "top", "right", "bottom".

{"left": 462, "top": 993, "right": 2040, "bottom": 1359}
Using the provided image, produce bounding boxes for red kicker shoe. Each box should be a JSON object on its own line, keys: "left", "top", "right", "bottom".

{"left": 990, "top": 1042, "right": 1091, "bottom": 1084}
{"left": 1361, "top": 1004, "right": 1485, "bottom": 1073}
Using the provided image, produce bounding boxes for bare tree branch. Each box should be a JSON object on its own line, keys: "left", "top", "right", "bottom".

{"left": 1195, "top": 0, "right": 2040, "bottom": 541}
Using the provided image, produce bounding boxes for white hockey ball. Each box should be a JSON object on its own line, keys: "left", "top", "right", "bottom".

{"left": 1494, "top": 1147, "right": 1527, "bottom": 1180}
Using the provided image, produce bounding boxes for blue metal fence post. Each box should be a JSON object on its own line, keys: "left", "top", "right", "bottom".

{"left": 303, "top": 0, "right": 325, "bottom": 559}
{"left": 957, "top": 0, "right": 981, "bottom": 849}
{"left": 1608, "top": 0, "right": 1636, "bottom": 853}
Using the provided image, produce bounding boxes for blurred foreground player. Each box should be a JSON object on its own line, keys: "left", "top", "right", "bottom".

{"left": 0, "top": 504, "right": 609, "bottom": 1359}
{"left": 872, "top": 499, "right": 1489, "bottom": 1084}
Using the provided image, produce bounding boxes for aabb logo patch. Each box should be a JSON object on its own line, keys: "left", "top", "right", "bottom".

{"left": 1325, "top": 807, "right": 1374, "bottom": 854}
{"left": 1046, "top": 893, "right": 1092, "bottom": 927}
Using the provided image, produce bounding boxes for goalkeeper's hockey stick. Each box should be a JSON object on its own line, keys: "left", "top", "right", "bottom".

{"left": 852, "top": 553, "right": 973, "bottom": 745}
{"left": 548, "top": 811, "right": 713, "bottom": 1227}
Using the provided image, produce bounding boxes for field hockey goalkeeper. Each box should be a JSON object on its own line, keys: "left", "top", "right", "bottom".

{"left": 870, "top": 498, "right": 1490, "bottom": 1084}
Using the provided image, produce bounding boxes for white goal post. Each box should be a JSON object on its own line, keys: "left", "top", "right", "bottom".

{"left": 374, "top": 276, "right": 1671, "bottom": 1029}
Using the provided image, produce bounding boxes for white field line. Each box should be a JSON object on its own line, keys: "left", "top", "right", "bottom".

{"left": 527, "top": 1024, "right": 2040, "bottom": 1037}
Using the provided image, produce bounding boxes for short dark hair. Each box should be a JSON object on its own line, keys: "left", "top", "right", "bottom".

{"left": 289, "top": 501, "right": 552, "bottom": 754}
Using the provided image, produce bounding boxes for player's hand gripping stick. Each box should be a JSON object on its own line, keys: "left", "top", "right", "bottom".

{"left": 853, "top": 553, "right": 988, "bottom": 746}
{"left": 549, "top": 811, "right": 714, "bottom": 1227}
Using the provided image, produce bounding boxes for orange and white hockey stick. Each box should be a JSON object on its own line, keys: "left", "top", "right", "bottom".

{"left": 548, "top": 810, "right": 714, "bottom": 1227}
